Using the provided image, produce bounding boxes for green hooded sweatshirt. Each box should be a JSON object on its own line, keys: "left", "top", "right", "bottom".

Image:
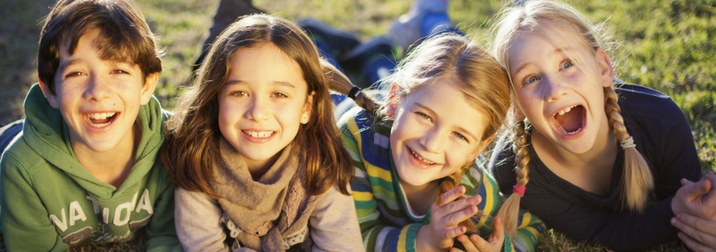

{"left": 0, "top": 84, "right": 181, "bottom": 251}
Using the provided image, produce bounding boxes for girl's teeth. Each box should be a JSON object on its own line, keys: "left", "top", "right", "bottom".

{"left": 410, "top": 149, "right": 436, "bottom": 165}
{"left": 245, "top": 131, "right": 272, "bottom": 138}
{"left": 557, "top": 106, "right": 574, "bottom": 116}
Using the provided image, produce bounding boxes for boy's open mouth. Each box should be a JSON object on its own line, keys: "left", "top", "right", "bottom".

{"left": 86, "top": 112, "right": 117, "bottom": 127}
{"left": 553, "top": 105, "right": 585, "bottom": 135}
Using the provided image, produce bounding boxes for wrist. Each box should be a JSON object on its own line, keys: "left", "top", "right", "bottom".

{"left": 416, "top": 225, "right": 439, "bottom": 252}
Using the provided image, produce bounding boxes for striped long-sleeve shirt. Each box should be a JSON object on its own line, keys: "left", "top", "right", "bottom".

{"left": 338, "top": 107, "right": 544, "bottom": 252}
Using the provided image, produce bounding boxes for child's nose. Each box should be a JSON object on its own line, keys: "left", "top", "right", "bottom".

{"left": 543, "top": 76, "right": 569, "bottom": 102}
{"left": 245, "top": 96, "right": 270, "bottom": 121}
{"left": 84, "top": 74, "right": 112, "bottom": 101}
{"left": 419, "top": 127, "right": 446, "bottom": 153}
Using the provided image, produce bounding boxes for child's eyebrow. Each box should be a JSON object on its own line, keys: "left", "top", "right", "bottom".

{"left": 552, "top": 47, "right": 575, "bottom": 57}
{"left": 271, "top": 81, "right": 296, "bottom": 89}
{"left": 224, "top": 80, "right": 297, "bottom": 89}
{"left": 57, "top": 58, "right": 82, "bottom": 72}
{"left": 512, "top": 47, "right": 576, "bottom": 74}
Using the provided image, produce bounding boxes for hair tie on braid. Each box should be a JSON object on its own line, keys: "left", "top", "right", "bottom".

{"left": 513, "top": 185, "right": 526, "bottom": 197}
{"left": 620, "top": 136, "right": 636, "bottom": 149}
{"left": 347, "top": 86, "right": 362, "bottom": 100}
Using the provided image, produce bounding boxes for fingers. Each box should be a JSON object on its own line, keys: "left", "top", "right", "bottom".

{"left": 454, "top": 232, "right": 505, "bottom": 252}
{"left": 673, "top": 177, "right": 713, "bottom": 214}
{"left": 684, "top": 178, "right": 711, "bottom": 199}
{"left": 490, "top": 216, "right": 505, "bottom": 243}
{"left": 440, "top": 226, "right": 468, "bottom": 241}
{"left": 469, "top": 233, "right": 491, "bottom": 252}
{"left": 437, "top": 186, "right": 468, "bottom": 207}
{"left": 678, "top": 231, "right": 716, "bottom": 252}
{"left": 435, "top": 199, "right": 480, "bottom": 228}
{"left": 455, "top": 234, "right": 479, "bottom": 252}
{"left": 672, "top": 213, "right": 716, "bottom": 250}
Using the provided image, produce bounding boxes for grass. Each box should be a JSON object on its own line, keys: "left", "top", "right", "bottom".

{"left": 0, "top": 0, "right": 714, "bottom": 251}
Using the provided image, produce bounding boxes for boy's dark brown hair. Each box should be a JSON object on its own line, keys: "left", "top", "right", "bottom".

{"left": 161, "top": 14, "right": 354, "bottom": 197}
{"left": 38, "top": 0, "right": 163, "bottom": 95}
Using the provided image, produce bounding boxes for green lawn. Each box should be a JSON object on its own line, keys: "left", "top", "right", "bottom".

{"left": 0, "top": 0, "right": 714, "bottom": 251}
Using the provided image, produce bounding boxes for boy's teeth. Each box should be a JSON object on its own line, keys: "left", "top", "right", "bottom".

{"left": 85, "top": 112, "right": 115, "bottom": 127}
{"left": 87, "top": 112, "right": 116, "bottom": 119}
{"left": 245, "top": 131, "right": 273, "bottom": 138}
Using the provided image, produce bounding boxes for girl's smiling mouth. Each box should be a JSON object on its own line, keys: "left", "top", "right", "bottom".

{"left": 408, "top": 146, "right": 440, "bottom": 165}
{"left": 242, "top": 130, "right": 275, "bottom": 138}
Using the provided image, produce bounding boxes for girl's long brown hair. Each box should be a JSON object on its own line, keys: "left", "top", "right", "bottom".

{"left": 160, "top": 14, "right": 354, "bottom": 197}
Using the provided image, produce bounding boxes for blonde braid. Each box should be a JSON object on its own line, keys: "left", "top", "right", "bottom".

{"left": 436, "top": 162, "right": 480, "bottom": 234}
{"left": 497, "top": 120, "right": 531, "bottom": 236}
{"left": 604, "top": 86, "right": 654, "bottom": 212}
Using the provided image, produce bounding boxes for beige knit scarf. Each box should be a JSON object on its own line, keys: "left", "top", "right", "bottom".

{"left": 211, "top": 139, "right": 317, "bottom": 251}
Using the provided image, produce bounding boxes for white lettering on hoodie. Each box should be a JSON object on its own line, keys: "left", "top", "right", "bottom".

{"left": 49, "top": 189, "right": 153, "bottom": 232}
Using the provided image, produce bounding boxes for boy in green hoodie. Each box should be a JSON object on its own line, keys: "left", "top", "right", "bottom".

{"left": 0, "top": 0, "right": 181, "bottom": 251}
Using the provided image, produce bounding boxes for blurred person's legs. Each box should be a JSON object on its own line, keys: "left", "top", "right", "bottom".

{"left": 193, "top": 0, "right": 263, "bottom": 72}
{"left": 298, "top": 18, "right": 362, "bottom": 72}
{"left": 386, "top": 0, "right": 462, "bottom": 53}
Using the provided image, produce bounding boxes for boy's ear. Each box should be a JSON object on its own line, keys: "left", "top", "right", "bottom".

{"left": 595, "top": 48, "right": 614, "bottom": 87}
{"left": 140, "top": 73, "right": 159, "bottom": 105}
{"left": 39, "top": 80, "right": 60, "bottom": 109}
{"left": 385, "top": 83, "right": 400, "bottom": 119}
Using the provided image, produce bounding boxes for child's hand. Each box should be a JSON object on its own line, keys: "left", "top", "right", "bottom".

{"left": 450, "top": 216, "right": 505, "bottom": 252}
{"left": 233, "top": 248, "right": 258, "bottom": 252}
{"left": 672, "top": 171, "right": 716, "bottom": 219}
{"left": 672, "top": 213, "right": 716, "bottom": 252}
{"left": 417, "top": 185, "right": 481, "bottom": 251}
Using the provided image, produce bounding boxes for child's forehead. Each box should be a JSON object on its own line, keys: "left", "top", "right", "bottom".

{"left": 509, "top": 24, "right": 590, "bottom": 59}
{"left": 60, "top": 28, "right": 135, "bottom": 64}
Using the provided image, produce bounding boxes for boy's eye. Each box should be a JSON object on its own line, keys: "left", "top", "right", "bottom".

{"left": 561, "top": 60, "right": 574, "bottom": 70}
{"left": 64, "top": 72, "right": 85, "bottom": 78}
{"left": 111, "top": 69, "right": 130, "bottom": 75}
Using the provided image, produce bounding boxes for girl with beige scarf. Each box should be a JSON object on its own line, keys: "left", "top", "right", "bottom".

{"left": 161, "top": 14, "right": 363, "bottom": 251}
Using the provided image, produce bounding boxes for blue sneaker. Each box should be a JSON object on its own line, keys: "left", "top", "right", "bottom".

{"left": 386, "top": 0, "right": 452, "bottom": 52}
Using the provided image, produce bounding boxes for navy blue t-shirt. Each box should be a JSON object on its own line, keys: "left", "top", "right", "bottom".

{"left": 490, "top": 84, "right": 702, "bottom": 251}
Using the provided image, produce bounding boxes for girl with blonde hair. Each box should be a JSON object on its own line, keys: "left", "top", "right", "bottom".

{"left": 488, "top": 0, "right": 712, "bottom": 250}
